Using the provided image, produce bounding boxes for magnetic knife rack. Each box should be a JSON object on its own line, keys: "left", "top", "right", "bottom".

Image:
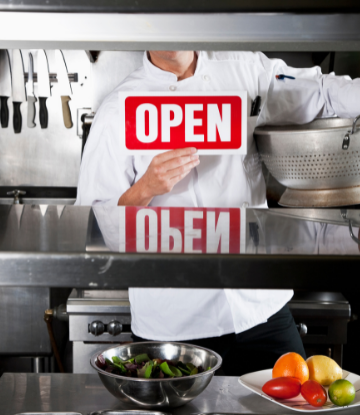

{"left": 24, "top": 73, "right": 78, "bottom": 83}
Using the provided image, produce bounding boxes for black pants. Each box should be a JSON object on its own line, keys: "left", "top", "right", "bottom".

{"left": 132, "top": 304, "right": 306, "bottom": 376}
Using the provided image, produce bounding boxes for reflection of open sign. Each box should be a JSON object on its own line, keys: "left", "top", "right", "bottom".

{"left": 119, "top": 91, "right": 247, "bottom": 155}
{"left": 119, "top": 207, "right": 242, "bottom": 254}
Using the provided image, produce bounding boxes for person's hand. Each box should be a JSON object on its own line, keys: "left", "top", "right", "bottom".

{"left": 141, "top": 147, "right": 199, "bottom": 197}
{"left": 118, "top": 147, "right": 199, "bottom": 206}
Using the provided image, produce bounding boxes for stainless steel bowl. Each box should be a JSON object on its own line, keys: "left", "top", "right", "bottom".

{"left": 90, "top": 342, "right": 222, "bottom": 409}
{"left": 254, "top": 116, "right": 360, "bottom": 206}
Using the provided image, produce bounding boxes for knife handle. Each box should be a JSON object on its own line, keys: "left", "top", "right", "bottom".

{"left": 27, "top": 96, "right": 37, "bottom": 128}
{"left": 61, "top": 96, "right": 73, "bottom": 128}
{"left": 13, "top": 102, "right": 22, "bottom": 134}
{"left": 0, "top": 96, "right": 9, "bottom": 128}
{"left": 39, "top": 97, "right": 48, "bottom": 129}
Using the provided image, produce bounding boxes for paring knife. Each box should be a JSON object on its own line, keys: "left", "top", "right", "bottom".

{"left": 26, "top": 53, "right": 36, "bottom": 128}
{"left": 0, "top": 49, "right": 12, "bottom": 128}
{"left": 37, "top": 49, "right": 51, "bottom": 129}
{"left": 55, "top": 50, "right": 73, "bottom": 128}
{"left": 11, "top": 49, "right": 27, "bottom": 134}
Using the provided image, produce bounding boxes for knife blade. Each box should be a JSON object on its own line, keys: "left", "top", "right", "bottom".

{"left": 26, "top": 52, "right": 36, "bottom": 128}
{"left": 55, "top": 50, "right": 73, "bottom": 128}
{"left": 0, "top": 49, "right": 12, "bottom": 128}
{"left": 37, "top": 49, "right": 51, "bottom": 129}
{"left": 11, "top": 49, "right": 27, "bottom": 134}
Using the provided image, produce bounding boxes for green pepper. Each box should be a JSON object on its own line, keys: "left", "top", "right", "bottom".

{"left": 120, "top": 358, "right": 135, "bottom": 364}
{"left": 112, "top": 356, "right": 127, "bottom": 373}
{"left": 186, "top": 363, "right": 196, "bottom": 371}
{"left": 112, "top": 356, "right": 134, "bottom": 365}
{"left": 190, "top": 367, "right": 198, "bottom": 376}
{"left": 137, "top": 360, "right": 153, "bottom": 378}
{"left": 169, "top": 366, "right": 182, "bottom": 377}
{"left": 160, "top": 362, "right": 182, "bottom": 377}
{"left": 135, "top": 353, "right": 150, "bottom": 364}
{"left": 105, "top": 358, "right": 114, "bottom": 366}
{"left": 207, "top": 366, "right": 212, "bottom": 371}
{"left": 177, "top": 362, "right": 190, "bottom": 375}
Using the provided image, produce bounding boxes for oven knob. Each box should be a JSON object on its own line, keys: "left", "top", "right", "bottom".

{"left": 108, "top": 320, "right": 123, "bottom": 336}
{"left": 89, "top": 320, "right": 105, "bottom": 336}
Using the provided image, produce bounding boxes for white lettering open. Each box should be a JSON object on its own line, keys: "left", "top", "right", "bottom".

{"left": 206, "top": 211, "right": 230, "bottom": 253}
{"left": 207, "top": 104, "right": 231, "bottom": 142}
{"left": 136, "top": 104, "right": 158, "bottom": 143}
{"left": 161, "top": 104, "right": 183, "bottom": 142}
{"left": 161, "top": 210, "right": 182, "bottom": 252}
{"left": 136, "top": 209, "right": 158, "bottom": 252}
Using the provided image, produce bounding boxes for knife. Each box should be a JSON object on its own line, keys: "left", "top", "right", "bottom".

{"left": 26, "top": 52, "right": 36, "bottom": 128}
{"left": 37, "top": 50, "right": 51, "bottom": 129}
{"left": 0, "top": 49, "right": 12, "bottom": 128}
{"left": 11, "top": 49, "right": 27, "bottom": 134}
{"left": 55, "top": 50, "right": 73, "bottom": 128}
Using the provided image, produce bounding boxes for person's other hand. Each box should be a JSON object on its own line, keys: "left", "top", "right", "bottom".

{"left": 118, "top": 147, "right": 199, "bottom": 206}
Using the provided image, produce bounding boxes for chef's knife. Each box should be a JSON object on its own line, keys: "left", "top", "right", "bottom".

{"left": 0, "top": 49, "right": 12, "bottom": 128}
{"left": 26, "top": 52, "right": 36, "bottom": 128}
{"left": 11, "top": 49, "right": 27, "bottom": 134}
{"left": 37, "top": 49, "right": 51, "bottom": 129}
{"left": 55, "top": 50, "right": 73, "bottom": 128}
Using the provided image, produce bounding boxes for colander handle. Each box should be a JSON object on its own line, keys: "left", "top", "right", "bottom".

{"left": 351, "top": 114, "right": 360, "bottom": 135}
{"left": 348, "top": 220, "right": 360, "bottom": 244}
{"left": 343, "top": 115, "right": 360, "bottom": 150}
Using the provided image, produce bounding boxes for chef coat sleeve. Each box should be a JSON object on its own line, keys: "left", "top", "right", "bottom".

{"left": 75, "top": 96, "right": 135, "bottom": 206}
{"left": 258, "top": 53, "right": 360, "bottom": 126}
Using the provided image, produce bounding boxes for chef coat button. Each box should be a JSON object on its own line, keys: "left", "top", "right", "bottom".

{"left": 203, "top": 75, "right": 210, "bottom": 82}
{"left": 169, "top": 85, "right": 176, "bottom": 91}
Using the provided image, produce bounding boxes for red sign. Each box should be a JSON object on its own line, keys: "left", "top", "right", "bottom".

{"left": 119, "top": 92, "right": 247, "bottom": 155}
{"left": 119, "top": 207, "right": 241, "bottom": 254}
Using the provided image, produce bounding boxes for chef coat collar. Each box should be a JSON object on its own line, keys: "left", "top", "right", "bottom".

{"left": 143, "top": 51, "right": 202, "bottom": 83}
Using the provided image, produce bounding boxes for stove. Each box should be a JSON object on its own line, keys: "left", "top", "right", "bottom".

{"left": 67, "top": 289, "right": 132, "bottom": 373}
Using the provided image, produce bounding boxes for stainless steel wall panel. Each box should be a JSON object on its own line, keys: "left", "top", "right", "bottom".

{"left": 0, "top": 205, "right": 91, "bottom": 252}
{"left": 0, "top": 50, "right": 90, "bottom": 187}
{"left": 0, "top": 50, "right": 147, "bottom": 187}
{"left": 0, "top": 287, "right": 51, "bottom": 355}
{"left": 91, "top": 51, "right": 143, "bottom": 111}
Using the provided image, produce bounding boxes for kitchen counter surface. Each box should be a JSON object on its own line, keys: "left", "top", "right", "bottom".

{"left": 1, "top": 205, "right": 360, "bottom": 290}
{"left": 1, "top": 372, "right": 358, "bottom": 415}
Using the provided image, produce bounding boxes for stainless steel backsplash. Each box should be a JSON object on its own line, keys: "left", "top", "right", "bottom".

{"left": 0, "top": 50, "right": 143, "bottom": 187}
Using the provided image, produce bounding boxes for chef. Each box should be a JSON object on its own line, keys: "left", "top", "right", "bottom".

{"left": 76, "top": 51, "right": 360, "bottom": 375}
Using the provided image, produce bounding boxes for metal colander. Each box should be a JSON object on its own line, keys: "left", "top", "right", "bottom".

{"left": 254, "top": 116, "right": 360, "bottom": 207}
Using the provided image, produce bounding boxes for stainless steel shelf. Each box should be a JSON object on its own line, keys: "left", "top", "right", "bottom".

{"left": 0, "top": 0, "right": 359, "bottom": 13}
{"left": 0, "top": 251, "right": 359, "bottom": 290}
{"left": 1, "top": 12, "right": 360, "bottom": 51}
{"left": 1, "top": 205, "right": 359, "bottom": 290}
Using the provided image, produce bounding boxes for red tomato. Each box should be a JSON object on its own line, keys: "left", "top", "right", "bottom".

{"left": 262, "top": 377, "right": 301, "bottom": 399}
{"left": 301, "top": 380, "right": 327, "bottom": 407}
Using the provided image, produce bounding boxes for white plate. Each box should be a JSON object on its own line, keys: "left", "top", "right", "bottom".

{"left": 238, "top": 369, "right": 360, "bottom": 412}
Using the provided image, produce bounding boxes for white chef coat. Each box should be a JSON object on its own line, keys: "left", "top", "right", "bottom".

{"left": 76, "top": 51, "right": 360, "bottom": 341}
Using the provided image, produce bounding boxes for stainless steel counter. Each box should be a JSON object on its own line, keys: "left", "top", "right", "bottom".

{"left": 2, "top": 373, "right": 358, "bottom": 415}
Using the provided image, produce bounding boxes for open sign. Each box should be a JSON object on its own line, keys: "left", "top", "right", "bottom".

{"left": 119, "top": 91, "right": 247, "bottom": 155}
{"left": 118, "top": 207, "right": 244, "bottom": 253}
